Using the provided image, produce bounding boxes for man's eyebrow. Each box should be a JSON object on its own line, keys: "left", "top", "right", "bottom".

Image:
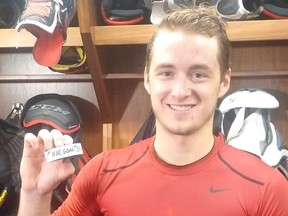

{"left": 154, "top": 63, "right": 211, "bottom": 71}
{"left": 189, "top": 64, "right": 210, "bottom": 70}
{"left": 153, "top": 64, "right": 175, "bottom": 73}
{"left": 155, "top": 63, "right": 174, "bottom": 69}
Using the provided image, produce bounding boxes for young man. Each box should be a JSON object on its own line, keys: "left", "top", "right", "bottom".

{"left": 18, "top": 6, "right": 288, "bottom": 216}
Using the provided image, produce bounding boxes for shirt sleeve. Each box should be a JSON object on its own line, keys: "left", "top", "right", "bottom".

{"left": 257, "top": 168, "right": 288, "bottom": 216}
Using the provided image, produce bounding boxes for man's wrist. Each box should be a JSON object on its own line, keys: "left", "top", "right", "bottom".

{"left": 18, "top": 189, "right": 52, "bottom": 216}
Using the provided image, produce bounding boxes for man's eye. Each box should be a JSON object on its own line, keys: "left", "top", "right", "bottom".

{"left": 161, "top": 71, "right": 172, "bottom": 77}
{"left": 191, "top": 73, "right": 203, "bottom": 78}
{"left": 190, "top": 72, "right": 208, "bottom": 82}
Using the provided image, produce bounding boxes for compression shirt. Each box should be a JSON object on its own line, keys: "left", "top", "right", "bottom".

{"left": 52, "top": 134, "right": 288, "bottom": 216}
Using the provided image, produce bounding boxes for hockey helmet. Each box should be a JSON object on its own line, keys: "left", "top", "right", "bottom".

{"left": 218, "top": 88, "right": 287, "bottom": 167}
{"left": 215, "top": 0, "right": 261, "bottom": 20}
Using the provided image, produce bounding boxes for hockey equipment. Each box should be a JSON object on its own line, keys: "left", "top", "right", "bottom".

{"left": 21, "top": 93, "right": 81, "bottom": 134}
{"left": 150, "top": 0, "right": 221, "bottom": 25}
{"left": 0, "top": 113, "right": 22, "bottom": 215}
{"left": 48, "top": 47, "right": 89, "bottom": 74}
{"left": 150, "top": 0, "right": 193, "bottom": 25}
{"left": 15, "top": 0, "right": 77, "bottom": 66}
{"left": 258, "top": 0, "right": 288, "bottom": 19}
{"left": 215, "top": 0, "right": 261, "bottom": 20}
{"left": 0, "top": 120, "right": 19, "bottom": 187}
{"left": 2, "top": 94, "right": 91, "bottom": 212}
{"left": 101, "top": 0, "right": 145, "bottom": 25}
{"left": 5, "top": 103, "right": 24, "bottom": 126}
{"left": 219, "top": 88, "right": 288, "bottom": 179}
{"left": 0, "top": 104, "right": 23, "bottom": 200}
{"left": 0, "top": 119, "right": 19, "bottom": 148}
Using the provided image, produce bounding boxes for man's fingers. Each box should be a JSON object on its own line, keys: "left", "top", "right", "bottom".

{"left": 23, "top": 133, "right": 43, "bottom": 156}
{"left": 29, "top": 129, "right": 73, "bottom": 151}
{"left": 64, "top": 135, "right": 73, "bottom": 145}
{"left": 51, "top": 129, "right": 65, "bottom": 147}
{"left": 26, "top": 129, "right": 80, "bottom": 163}
{"left": 38, "top": 129, "right": 54, "bottom": 150}
{"left": 24, "top": 133, "right": 37, "bottom": 148}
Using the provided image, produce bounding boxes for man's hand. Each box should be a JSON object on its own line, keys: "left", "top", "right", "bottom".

{"left": 20, "top": 129, "right": 75, "bottom": 195}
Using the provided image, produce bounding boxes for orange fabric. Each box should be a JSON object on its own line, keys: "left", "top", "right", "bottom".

{"left": 25, "top": 24, "right": 64, "bottom": 66}
{"left": 52, "top": 135, "right": 288, "bottom": 216}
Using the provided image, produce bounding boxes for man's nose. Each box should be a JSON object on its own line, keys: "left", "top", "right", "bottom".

{"left": 171, "top": 76, "right": 191, "bottom": 98}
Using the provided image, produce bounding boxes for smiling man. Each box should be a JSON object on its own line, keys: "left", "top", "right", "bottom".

{"left": 145, "top": 27, "right": 230, "bottom": 165}
{"left": 18, "top": 5, "right": 288, "bottom": 216}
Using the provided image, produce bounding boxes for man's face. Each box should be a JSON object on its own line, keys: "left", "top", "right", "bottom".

{"left": 144, "top": 30, "right": 230, "bottom": 136}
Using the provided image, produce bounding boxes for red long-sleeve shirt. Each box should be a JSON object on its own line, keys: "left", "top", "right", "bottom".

{"left": 52, "top": 134, "right": 288, "bottom": 216}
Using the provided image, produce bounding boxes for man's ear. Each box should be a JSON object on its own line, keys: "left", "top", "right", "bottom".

{"left": 219, "top": 68, "right": 231, "bottom": 98}
{"left": 144, "top": 67, "right": 151, "bottom": 95}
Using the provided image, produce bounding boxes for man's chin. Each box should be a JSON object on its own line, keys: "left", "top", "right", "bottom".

{"left": 165, "top": 125, "right": 195, "bottom": 136}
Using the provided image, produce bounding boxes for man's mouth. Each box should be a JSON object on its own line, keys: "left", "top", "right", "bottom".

{"left": 168, "top": 104, "right": 193, "bottom": 111}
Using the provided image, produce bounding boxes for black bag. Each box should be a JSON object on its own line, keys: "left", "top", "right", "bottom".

{"left": 0, "top": 117, "right": 22, "bottom": 216}
{"left": 0, "top": 93, "right": 91, "bottom": 214}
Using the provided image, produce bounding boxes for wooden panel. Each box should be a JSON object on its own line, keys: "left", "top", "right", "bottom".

{"left": 227, "top": 20, "right": 288, "bottom": 41}
{"left": 81, "top": 34, "right": 112, "bottom": 123}
{"left": 93, "top": 25, "right": 157, "bottom": 45}
{"left": 97, "top": 45, "right": 146, "bottom": 74}
{"left": 0, "top": 28, "right": 82, "bottom": 48}
{"left": 231, "top": 41, "right": 288, "bottom": 72}
{"left": 0, "top": 74, "right": 91, "bottom": 82}
{"left": 77, "top": 0, "right": 112, "bottom": 123}
{"left": 77, "top": 0, "right": 98, "bottom": 33}
{"left": 107, "top": 80, "right": 151, "bottom": 149}
{"left": 0, "top": 50, "right": 91, "bottom": 81}
{"left": 103, "top": 123, "right": 113, "bottom": 151}
{"left": 92, "top": 20, "right": 288, "bottom": 45}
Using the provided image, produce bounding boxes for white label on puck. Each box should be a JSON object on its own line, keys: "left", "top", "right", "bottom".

{"left": 44, "top": 143, "right": 83, "bottom": 162}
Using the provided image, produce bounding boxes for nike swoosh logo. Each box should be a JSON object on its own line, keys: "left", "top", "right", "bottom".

{"left": 209, "top": 186, "right": 230, "bottom": 193}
